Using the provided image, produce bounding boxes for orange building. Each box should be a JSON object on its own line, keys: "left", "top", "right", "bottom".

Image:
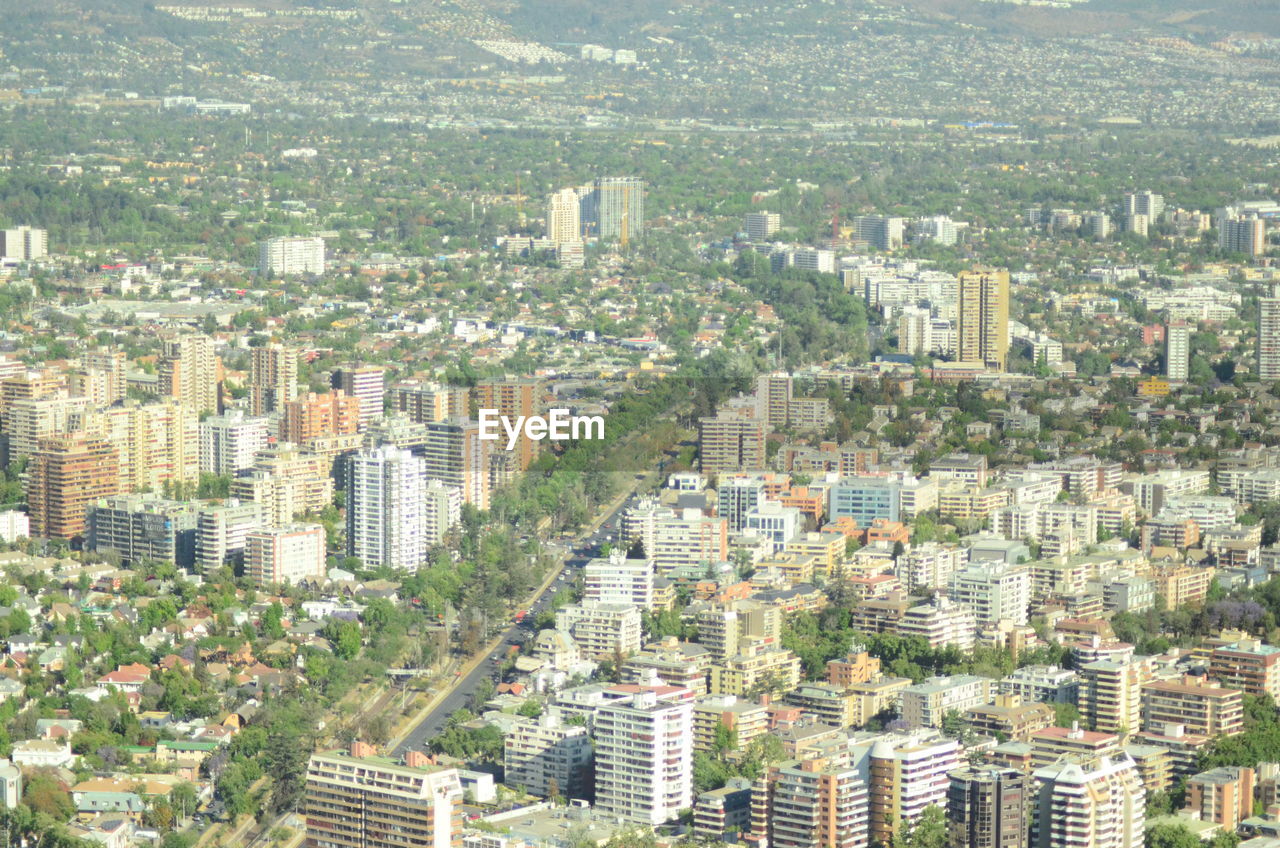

{"left": 27, "top": 433, "right": 120, "bottom": 540}
{"left": 1186, "top": 766, "right": 1254, "bottom": 831}
{"left": 280, "top": 390, "right": 361, "bottom": 444}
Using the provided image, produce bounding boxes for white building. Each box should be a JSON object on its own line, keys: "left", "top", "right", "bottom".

{"left": 745, "top": 211, "right": 781, "bottom": 241}
{"left": 743, "top": 502, "right": 801, "bottom": 551}
{"left": 0, "top": 510, "right": 29, "bottom": 543}
{"left": 547, "top": 188, "right": 582, "bottom": 243}
{"left": 0, "top": 758, "right": 19, "bottom": 809}
{"left": 1261, "top": 296, "right": 1280, "bottom": 383}
{"left": 0, "top": 226, "right": 48, "bottom": 261}
{"left": 594, "top": 687, "right": 694, "bottom": 825}
{"left": 347, "top": 446, "right": 430, "bottom": 571}
{"left": 948, "top": 562, "right": 1031, "bottom": 627}
{"left": 1166, "top": 321, "right": 1191, "bottom": 382}
{"left": 199, "top": 411, "right": 270, "bottom": 476}
{"left": 1030, "top": 754, "right": 1145, "bottom": 848}
{"left": 195, "top": 500, "right": 264, "bottom": 574}
{"left": 554, "top": 603, "right": 643, "bottom": 660}
{"left": 244, "top": 524, "right": 327, "bottom": 586}
{"left": 423, "top": 480, "right": 463, "bottom": 546}
{"left": 258, "top": 236, "right": 325, "bottom": 275}
{"left": 584, "top": 550, "right": 655, "bottom": 608}
{"left": 504, "top": 709, "right": 594, "bottom": 800}
{"left": 900, "top": 675, "right": 993, "bottom": 728}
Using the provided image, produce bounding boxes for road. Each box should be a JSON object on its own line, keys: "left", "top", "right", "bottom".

{"left": 392, "top": 483, "right": 643, "bottom": 755}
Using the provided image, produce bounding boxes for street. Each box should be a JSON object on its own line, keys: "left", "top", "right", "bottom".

{"left": 391, "top": 487, "right": 639, "bottom": 755}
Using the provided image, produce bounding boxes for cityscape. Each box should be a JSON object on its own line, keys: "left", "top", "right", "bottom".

{"left": 1, "top": 2, "right": 1280, "bottom": 848}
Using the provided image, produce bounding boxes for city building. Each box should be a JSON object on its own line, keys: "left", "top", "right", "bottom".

{"left": 590, "top": 177, "right": 646, "bottom": 243}
{"left": 27, "top": 433, "right": 120, "bottom": 541}
{"left": 584, "top": 551, "right": 655, "bottom": 608}
{"left": 281, "top": 391, "right": 361, "bottom": 444}
{"left": 1260, "top": 296, "right": 1280, "bottom": 383}
{"left": 957, "top": 268, "right": 1010, "bottom": 371}
{"left": 199, "top": 411, "right": 270, "bottom": 476}
{"left": 1165, "top": 322, "right": 1190, "bottom": 382}
{"left": 1219, "top": 216, "right": 1267, "bottom": 257}
{"left": 259, "top": 236, "right": 325, "bottom": 275}
{"left": 336, "top": 366, "right": 386, "bottom": 430}
{"left": 1029, "top": 754, "right": 1145, "bottom": 848}
{"left": 504, "top": 710, "right": 593, "bottom": 801}
{"left": 897, "top": 597, "right": 976, "bottom": 650}
{"left": 546, "top": 188, "right": 583, "bottom": 243}
{"left": 593, "top": 686, "right": 693, "bottom": 825}
{"left": 945, "top": 765, "right": 1032, "bottom": 848}
{"left": 1079, "top": 658, "right": 1154, "bottom": 735}
{"left": 1208, "top": 639, "right": 1280, "bottom": 700}
{"left": 473, "top": 380, "right": 540, "bottom": 471}
{"left": 230, "top": 445, "right": 335, "bottom": 525}
{"left": 1029, "top": 725, "right": 1120, "bottom": 770}
{"left": 900, "top": 675, "right": 993, "bottom": 729}
{"left": 86, "top": 494, "right": 198, "bottom": 568}
{"left": 554, "top": 603, "right": 643, "bottom": 660}
{"left": 745, "top": 211, "right": 781, "bottom": 241}
{"left": 304, "top": 746, "right": 462, "bottom": 848}
{"left": 244, "top": 524, "right": 327, "bottom": 586}
{"left": 698, "top": 410, "right": 767, "bottom": 475}
{"left": 752, "top": 757, "right": 869, "bottom": 848}
{"left": 850, "top": 216, "right": 905, "bottom": 250}
{"left": 1140, "top": 676, "right": 1243, "bottom": 738}
{"left": 249, "top": 344, "right": 299, "bottom": 415}
{"left": 157, "top": 334, "right": 221, "bottom": 415}
{"left": 852, "top": 732, "right": 963, "bottom": 845}
{"left": 693, "top": 695, "right": 769, "bottom": 751}
{"left": 194, "top": 500, "right": 263, "bottom": 573}
{"left": 1185, "top": 766, "right": 1254, "bottom": 831}
{"left": 0, "top": 226, "right": 48, "bottom": 260}
{"left": 424, "top": 418, "right": 494, "bottom": 509}
{"left": 948, "top": 562, "right": 1031, "bottom": 627}
{"left": 347, "top": 446, "right": 431, "bottom": 572}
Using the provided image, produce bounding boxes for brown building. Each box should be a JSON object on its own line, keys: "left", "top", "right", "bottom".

{"left": 157, "top": 334, "right": 222, "bottom": 415}
{"left": 249, "top": 344, "right": 298, "bottom": 415}
{"left": 751, "top": 756, "right": 868, "bottom": 848}
{"left": 281, "top": 391, "right": 361, "bottom": 445}
{"left": 1028, "top": 724, "right": 1120, "bottom": 770}
{"left": 1186, "top": 766, "right": 1255, "bottom": 831}
{"left": 945, "top": 765, "right": 1031, "bottom": 848}
{"left": 1141, "top": 676, "right": 1244, "bottom": 738}
{"left": 826, "top": 651, "right": 882, "bottom": 689}
{"left": 1209, "top": 639, "right": 1280, "bottom": 701}
{"left": 473, "top": 380, "right": 540, "bottom": 471}
{"left": 698, "top": 408, "right": 767, "bottom": 476}
{"left": 27, "top": 433, "right": 120, "bottom": 540}
{"left": 965, "top": 695, "right": 1055, "bottom": 742}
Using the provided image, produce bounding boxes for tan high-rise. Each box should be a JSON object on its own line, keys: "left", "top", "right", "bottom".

{"left": 473, "top": 380, "right": 540, "bottom": 471}
{"left": 249, "top": 344, "right": 298, "bottom": 415}
{"left": 957, "top": 269, "right": 1010, "bottom": 371}
{"left": 158, "top": 334, "right": 221, "bottom": 415}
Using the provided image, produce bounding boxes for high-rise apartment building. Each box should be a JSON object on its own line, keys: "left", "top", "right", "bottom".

{"left": 304, "top": 747, "right": 462, "bottom": 848}
{"left": 71, "top": 350, "right": 127, "bottom": 407}
{"left": 957, "top": 268, "right": 1010, "bottom": 371}
{"left": 195, "top": 500, "right": 264, "bottom": 573}
{"left": 249, "top": 344, "right": 299, "bottom": 415}
{"left": 1029, "top": 755, "right": 1145, "bottom": 848}
{"left": 591, "top": 177, "right": 646, "bottom": 242}
{"left": 473, "top": 380, "right": 540, "bottom": 471}
{"left": 423, "top": 480, "right": 462, "bottom": 547}
{"left": 752, "top": 756, "right": 869, "bottom": 848}
{"left": 79, "top": 399, "right": 199, "bottom": 495}
{"left": 335, "top": 366, "right": 386, "bottom": 430}
{"left": 1123, "top": 191, "right": 1164, "bottom": 220}
{"left": 1078, "top": 657, "right": 1154, "bottom": 735}
{"left": 948, "top": 562, "right": 1031, "bottom": 627}
{"left": 1140, "top": 676, "right": 1243, "bottom": 738}
{"left": 347, "top": 446, "right": 431, "bottom": 571}
{"left": 503, "top": 710, "right": 593, "bottom": 801}
{"left": 27, "top": 434, "right": 120, "bottom": 540}
{"left": 281, "top": 391, "right": 361, "bottom": 444}
{"left": 1260, "top": 296, "right": 1280, "bottom": 382}
{"left": 424, "top": 418, "right": 493, "bottom": 509}
{"left": 391, "top": 382, "right": 469, "bottom": 424}
{"left": 0, "top": 226, "right": 48, "bottom": 261}
{"left": 158, "top": 334, "right": 221, "bottom": 415}
{"left": 259, "top": 236, "right": 325, "bottom": 275}
{"left": 244, "top": 524, "right": 327, "bottom": 586}
{"left": 1219, "top": 216, "right": 1266, "bottom": 257}
{"left": 1185, "top": 766, "right": 1253, "bottom": 831}
{"left": 698, "top": 409, "right": 767, "bottom": 475}
{"left": 584, "top": 550, "right": 655, "bottom": 608}
{"left": 1208, "top": 639, "right": 1280, "bottom": 701}
{"left": 546, "top": 188, "right": 583, "bottom": 243}
{"left": 199, "top": 411, "right": 270, "bottom": 476}
{"left": 5, "top": 396, "right": 90, "bottom": 461}
{"left": 86, "top": 494, "right": 198, "bottom": 568}
{"left": 850, "top": 216, "right": 905, "bottom": 250}
{"left": 593, "top": 686, "right": 694, "bottom": 825}
{"left": 230, "top": 444, "right": 334, "bottom": 524}
{"left": 1165, "top": 321, "right": 1191, "bottom": 382}
{"left": 946, "top": 766, "right": 1032, "bottom": 848}
{"left": 853, "top": 732, "right": 963, "bottom": 845}
{"left": 744, "top": 211, "right": 781, "bottom": 241}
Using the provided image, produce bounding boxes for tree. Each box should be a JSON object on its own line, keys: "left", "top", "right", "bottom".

{"left": 1145, "top": 822, "right": 1204, "bottom": 848}
{"left": 895, "top": 804, "right": 947, "bottom": 848}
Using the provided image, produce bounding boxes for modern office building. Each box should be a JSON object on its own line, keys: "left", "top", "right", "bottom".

{"left": 304, "top": 746, "right": 462, "bottom": 848}
{"left": 249, "top": 344, "right": 299, "bottom": 415}
{"left": 1219, "top": 216, "right": 1266, "bottom": 257}
{"left": 850, "top": 216, "right": 905, "bottom": 250}
{"left": 593, "top": 687, "right": 693, "bottom": 825}
{"left": 957, "top": 268, "right": 1010, "bottom": 371}
{"left": 0, "top": 226, "right": 48, "bottom": 261}
{"left": 946, "top": 765, "right": 1032, "bottom": 848}
{"left": 259, "top": 236, "right": 325, "bottom": 275}
{"left": 590, "top": 177, "right": 646, "bottom": 243}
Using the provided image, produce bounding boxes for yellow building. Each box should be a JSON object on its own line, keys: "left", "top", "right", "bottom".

{"left": 957, "top": 268, "right": 1010, "bottom": 371}
{"left": 708, "top": 638, "right": 803, "bottom": 698}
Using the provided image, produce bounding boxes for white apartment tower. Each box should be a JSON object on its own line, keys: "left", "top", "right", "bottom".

{"left": 546, "top": 187, "right": 582, "bottom": 243}
{"left": 1260, "top": 296, "right": 1280, "bottom": 382}
{"left": 347, "top": 445, "right": 430, "bottom": 571}
{"left": 745, "top": 211, "right": 781, "bottom": 241}
{"left": 0, "top": 226, "right": 47, "bottom": 261}
{"left": 258, "top": 236, "right": 325, "bottom": 275}
{"left": 244, "top": 524, "right": 327, "bottom": 586}
{"left": 594, "top": 687, "right": 694, "bottom": 825}
{"left": 1030, "top": 755, "right": 1145, "bottom": 848}
{"left": 1165, "top": 321, "right": 1191, "bottom": 382}
{"left": 199, "top": 410, "right": 270, "bottom": 475}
